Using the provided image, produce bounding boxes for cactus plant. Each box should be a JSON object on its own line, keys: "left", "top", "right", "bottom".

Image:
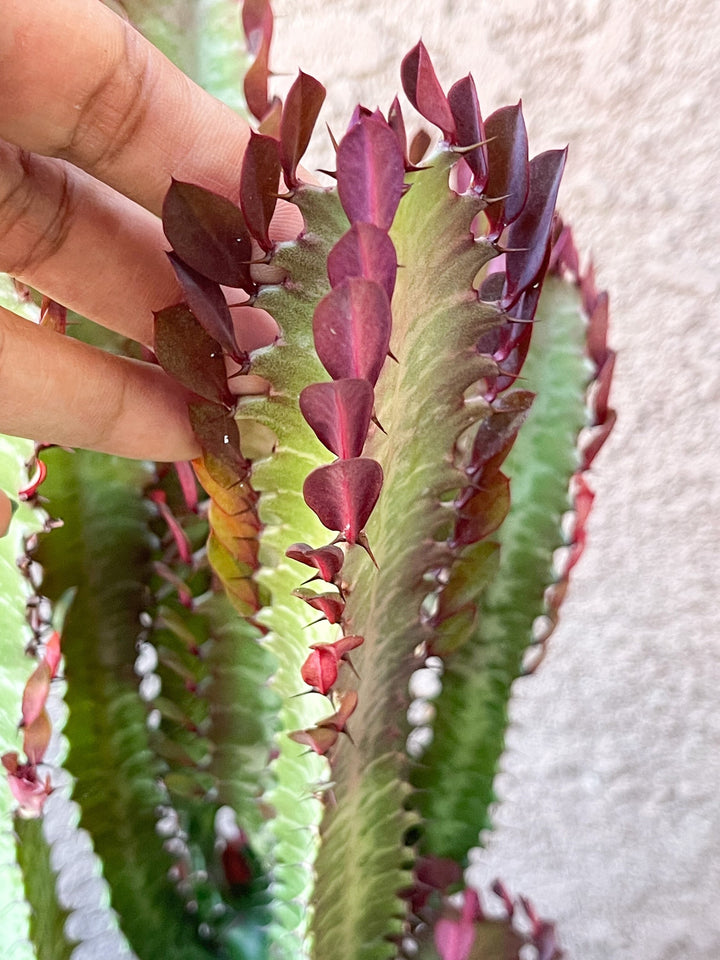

{"left": 0, "top": 3, "right": 614, "bottom": 959}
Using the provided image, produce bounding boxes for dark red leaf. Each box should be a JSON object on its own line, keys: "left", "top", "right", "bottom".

{"left": 401, "top": 41, "right": 456, "bottom": 139}
{"left": 242, "top": 0, "right": 272, "bottom": 56}
{"left": 590, "top": 350, "right": 615, "bottom": 426}
{"left": 468, "top": 390, "right": 535, "bottom": 479}
{"left": 503, "top": 149, "right": 567, "bottom": 308}
{"left": 285, "top": 542, "right": 345, "bottom": 581}
{"left": 587, "top": 290, "right": 610, "bottom": 367}
{"left": 483, "top": 104, "right": 529, "bottom": 239}
{"left": 313, "top": 278, "right": 392, "bottom": 386}
{"left": 327, "top": 223, "right": 398, "bottom": 301}
{"left": 280, "top": 71, "right": 326, "bottom": 188}
{"left": 581, "top": 410, "right": 616, "bottom": 470}
{"left": 336, "top": 114, "right": 405, "bottom": 231}
{"left": 448, "top": 75, "right": 488, "bottom": 191}
{"left": 299, "top": 378, "right": 375, "bottom": 459}
{"left": 188, "top": 400, "right": 249, "bottom": 486}
{"left": 452, "top": 471, "right": 511, "bottom": 547}
{"left": 301, "top": 645, "right": 339, "bottom": 694}
{"left": 167, "top": 253, "right": 245, "bottom": 362}
{"left": 162, "top": 179, "right": 253, "bottom": 287}
{"left": 303, "top": 457, "right": 383, "bottom": 543}
{"left": 242, "top": 0, "right": 273, "bottom": 120}
{"left": 292, "top": 588, "right": 345, "bottom": 625}
{"left": 154, "top": 302, "right": 233, "bottom": 406}
{"left": 240, "top": 132, "right": 282, "bottom": 251}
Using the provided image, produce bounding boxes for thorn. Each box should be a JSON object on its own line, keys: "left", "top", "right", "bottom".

{"left": 326, "top": 122, "right": 339, "bottom": 152}
{"left": 343, "top": 654, "right": 361, "bottom": 680}
{"left": 355, "top": 531, "right": 379, "bottom": 569}
{"left": 387, "top": 348, "right": 399, "bottom": 363}
{"left": 371, "top": 414, "right": 387, "bottom": 435}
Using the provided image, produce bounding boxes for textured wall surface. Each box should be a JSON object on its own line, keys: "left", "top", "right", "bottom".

{"left": 268, "top": 2, "right": 720, "bottom": 958}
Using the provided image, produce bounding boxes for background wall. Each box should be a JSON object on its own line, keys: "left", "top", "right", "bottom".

{"left": 268, "top": 2, "right": 720, "bottom": 958}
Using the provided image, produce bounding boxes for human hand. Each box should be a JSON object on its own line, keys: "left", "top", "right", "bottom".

{"left": 0, "top": 0, "right": 292, "bottom": 462}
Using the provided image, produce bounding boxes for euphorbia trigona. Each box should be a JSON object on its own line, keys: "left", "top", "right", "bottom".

{"left": 0, "top": 3, "right": 613, "bottom": 959}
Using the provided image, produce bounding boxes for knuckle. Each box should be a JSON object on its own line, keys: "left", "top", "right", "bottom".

{"left": 61, "top": 23, "right": 154, "bottom": 173}
{"left": 0, "top": 147, "right": 76, "bottom": 277}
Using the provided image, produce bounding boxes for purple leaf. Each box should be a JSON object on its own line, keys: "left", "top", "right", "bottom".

{"left": 280, "top": 71, "right": 326, "bottom": 188}
{"left": 285, "top": 542, "right": 345, "bottom": 582}
{"left": 503, "top": 148, "right": 567, "bottom": 308}
{"left": 299, "top": 378, "right": 375, "bottom": 459}
{"left": 303, "top": 458, "right": 383, "bottom": 543}
{"left": 327, "top": 222, "right": 398, "bottom": 301}
{"left": 240, "top": 132, "right": 281, "bottom": 252}
{"left": 167, "top": 252, "right": 245, "bottom": 362}
{"left": 448, "top": 75, "right": 488, "bottom": 191}
{"left": 336, "top": 114, "right": 405, "bottom": 231}
{"left": 483, "top": 104, "right": 529, "bottom": 239}
{"left": 313, "top": 278, "right": 392, "bottom": 386}
{"left": 154, "top": 303, "right": 233, "bottom": 406}
{"left": 401, "top": 41, "right": 456, "bottom": 139}
{"left": 162, "top": 179, "right": 253, "bottom": 288}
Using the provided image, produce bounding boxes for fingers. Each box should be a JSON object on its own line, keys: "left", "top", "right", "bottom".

{"left": 0, "top": 307, "right": 200, "bottom": 461}
{"left": 0, "top": 141, "right": 179, "bottom": 346}
{"left": 0, "top": 0, "right": 250, "bottom": 215}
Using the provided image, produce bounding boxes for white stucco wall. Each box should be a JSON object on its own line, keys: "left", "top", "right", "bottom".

{"left": 268, "top": 2, "right": 720, "bottom": 958}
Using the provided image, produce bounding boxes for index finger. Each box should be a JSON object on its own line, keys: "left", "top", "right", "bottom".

{"left": 0, "top": 0, "right": 251, "bottom": 215}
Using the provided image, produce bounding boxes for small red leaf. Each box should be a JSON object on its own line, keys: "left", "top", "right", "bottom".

{"left": 244, "top": 46, "right": 272, "bottom": 123}
{"left": 148, "top": 489, "right": 193, "bottom": 564}
{"left": 325, "top": 634, "right": 364, "bottom": 658}
{"left": 303, "top": 458, "right": 383, "bottom": 543}
{"left": 313, "top": 278, "right": 392, "bottom": 386}
{"left": 587, "top": 290, "right": 610, "bottom": 368}
{"left": 336, "top": 114, "right": 405, "bottom": 231}
{"left": 162, "top": 180, "right": 253, "bottom": 287}
{"left": 21, "top": 661, "right": 51, "bottom": 730}
{"left": 44, "top": 631, "right": 61, "bottom": 679}
{"left": 280, "top": 71, "right": 326, "bottom": 188}
{"left": 242, "top": 0, "right": 273, "bottom": 56}
{"left": 327, "top": 223, "right": 398, "bottom": 302}
{"left": 292, "top": 588, "right": 345, "bottom": 625}
{"left": 448, "top": 75, "right": 488, "bottom": 191}
{"left": 288, "top": 726, "right": 338, "bottom": 755}
{"left": 300, "top": 646, "right": 339, "bottom": 694}
{"left": 317, "top": 689, "right": 358, "bottom": 732}
{"left": 154, "top": 301, "right": 234, "bottom": 405}
{"left": 388, "top": 96, "right": 408, "bottom": 162}
{"left": 299, "top": 379, "right": 375, "bottom": 459}
{"left": 401, "top": 41, "right": 456, "bottom": 139}
{"left": 483, "top": 104, "right": 529, "bottom": 239}
{"left": 285, "top": 542, "right": 345, "bottom": 582}
{"left": 240, "top": 132, "right": 281, "bottom": 252}
{"left": 468, "top": 390, "right": 535, "bottom": 480}
{"left": 23, "top": 709, "right": 51, "bottom": 765}
{"left": 503, "top": 149, "right": 567, "bottom": 308}
{"left": 453, "top": 471, "right": 511, "bottom": 547}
